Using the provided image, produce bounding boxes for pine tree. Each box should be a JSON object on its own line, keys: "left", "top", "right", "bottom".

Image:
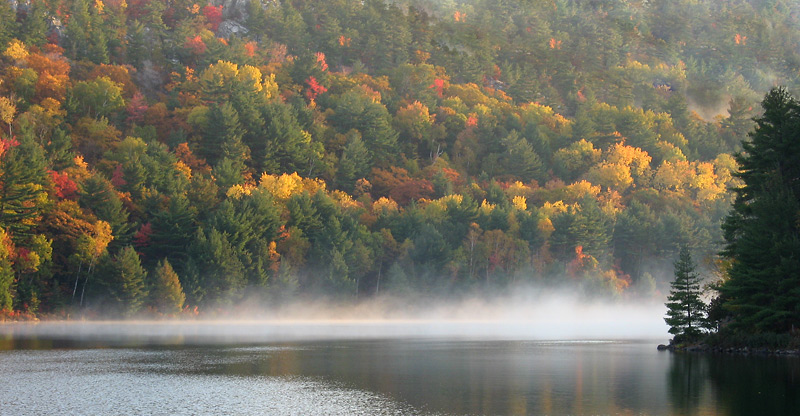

{"left": 149, "top": 258, "right": 186, "bottom": 315}
{"left": 0, "top": 0, "right": 17, "bottom": 52}
{"left": 97, "top": 246, "right": 148, "bottom": 316}
{"left": 665, "top": 247, "right": 706, "bottom": 343}
{"left": 719, "top": 87, "right": 800, "bottom": 333}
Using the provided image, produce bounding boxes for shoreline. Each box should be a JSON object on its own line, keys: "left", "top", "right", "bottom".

{"left": 657, "top": 342, "right": 800, "bottom": 356}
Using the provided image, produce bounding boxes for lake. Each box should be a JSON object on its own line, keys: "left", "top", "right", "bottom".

{"left": 1, "top": 322, "right": 798, "bottom": 415}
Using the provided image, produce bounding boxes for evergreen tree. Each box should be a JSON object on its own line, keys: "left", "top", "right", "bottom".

{"left": 0, "top": 0, "right": 17, "bottom": 52}
{"left": 79, "top": 174, "right": 134, "bottom": 249}
{"left": 665, "top": 247, "right": 706, "bottom": 343}
{"left": 0, "top": 228, "right": 15, "bottom": 310}
{"left": 98, "top": 246, "right": 148, "bottom": 316}
{"left": 149, "top": 258, "right": 185, "bottom": 315}
{"left": 720, "top": 87, "right": 800, "bottom": 333}
{"left": 0, "top": 136, "right": 50, "bottom": 240}
{"left": 19, "top": 0, "right": 49, "bottom": 47}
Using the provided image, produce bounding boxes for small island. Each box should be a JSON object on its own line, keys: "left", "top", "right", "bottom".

{"left": 661, "top": 88, "right": 800, "bottom": 355}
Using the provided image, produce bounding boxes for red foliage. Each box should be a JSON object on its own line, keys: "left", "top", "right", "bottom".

{"left": 49, "top": 170, "right": 78, "bottom": 200}
{"left": 0, "top": 137, "right": 20, "bottom": 159}
{"left": 429, "top": 78, "right": 445, "bottom": 98}
{"left": 133, "top": 222, "right": 152, "bottom": 248}
{"left": 111, "top": 164, "right": 127, "bottom": 188}
{"left": 466, "top": 116, "right": 478, "bottom": 127}
{"left": 305, "top": 76, "right": 328, "bottom": 102}
{"left": 184, "top": 35, "right": 207, "bottom": 55}
{"left": 390, "top": 179, "right": 435, "bottom": 205}
{"left": 203, "top": 5, "right": 224, "bottom": 31}
{"left": 16, "top": 247, "right": 30, "bottom": 262}
{"left": 126, "top": 92, "right": 149, "bottom": 125}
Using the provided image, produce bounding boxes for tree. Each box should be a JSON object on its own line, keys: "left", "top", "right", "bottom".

{"left": 149, "top": 258, "right": 186, "bottom": 315}
{"left": 0, "top": 228, "right": 15, "bottom": 310}
{"left": 0, "top": 135, "right": 49, "bottom": 240}
{"left": 719, "top": 87, "right": 800, "bottom": 333}
{"left": 97, "top": 246, "right": 148, "bottom": 316}
{"left": 665, "top": 247, "right": 706, "bottom": 343}
{"left": 0, "top": 1, "right": 17, "bottom": 52}
{"left": 70, "top": 77, "right": 126, "bottom": 120}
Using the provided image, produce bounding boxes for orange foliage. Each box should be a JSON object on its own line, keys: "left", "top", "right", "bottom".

{"left": 549, "top": 38, "right": 562, "bottom": 49}
{"left": 26, "top": 51, "right": 70, "bottom": 103}
{"left": 338, "top": 35, "right": 351, "bottom": 47}
{"left": 315, "top": 52, "right": 328, "bottom": 72}
{"left": 175, "top": 142, "right": 211, "bottom": 176}
{"left": 184, "top": 35, "right": 207, "bottom": 55}
{"left": 567, "top": 245, "right": 597, "bottom": 278}
{"left": 89, "top": 64, "right": 137, "bottom": 98}
{"left": 244, "top": 41, "right": 258, "bottom": 58}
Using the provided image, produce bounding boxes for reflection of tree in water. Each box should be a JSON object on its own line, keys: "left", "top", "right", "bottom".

{"left": 668, "top": 353, "right": 800, "bottom": 416}
{"left": 668, "top": 353, "right": 709, "bottom": 415}
{"left": 705, "top": 355, "right": 800, "bottom": 416}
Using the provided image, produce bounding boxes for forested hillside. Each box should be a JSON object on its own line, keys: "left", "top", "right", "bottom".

{"left": 0, "top": 0, "right": 798, "bottom": 317}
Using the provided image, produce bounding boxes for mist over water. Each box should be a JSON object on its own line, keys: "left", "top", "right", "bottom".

{"left": 1, "top": 288, "right": 670, "bottom": 344}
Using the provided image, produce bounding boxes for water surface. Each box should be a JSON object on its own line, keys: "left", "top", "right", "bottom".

{"left": 1, "top": 323, "right": 797, "bottom": 415}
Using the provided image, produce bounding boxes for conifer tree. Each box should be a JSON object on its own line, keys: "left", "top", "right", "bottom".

{"left": 720, "top": 87, "right": 800, "bottom": 333}
{"left": 0, "top": 0, "right": 17, "bottom": 52}
{"left": 149, "top": 258, "right": 185, "bottom": 315}
{"left": 97, "top": 246, "right": 148, "bottom": 316}
{"left": 665, "top": 247, "right": 706, "bottom": 343}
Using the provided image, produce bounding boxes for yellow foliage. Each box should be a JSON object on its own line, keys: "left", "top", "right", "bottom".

{"left": 505, "top": 181, "right": 535, "bottom": 199}
{"left": 3, "top": 39, "right": 28, "bottom": 62}
{"left": 331, "top": 190, "right": 361, "bottom": 210}
{"left": 540, "top": 200, "right": 569, "bottom": 218}
{"left": 479, "top": 199, "right": 496, "bottom": 215}
{"left": 512, "top": 195, "right": 527, "bottom": 211}
{"left": 537, "top": 217, "right": 555, "bottom": 234}
{"left": 226, "top": 184, "right": 254, "bottom": 199}
{"left": 561, "top": 180, "right": 601, "bottom": 203}
{"left": 585, "top": 162, "right": 633, "bottom": 191}
{"left": 91, "top": 221, "right": 113, "bottom": 258}
{"left": 199, "top": 61, "right": 278, "bottom": 101}
{"left": 0, "top": 96, "right": 15, "bottom": 126}
{"left": 606, "top": 143, "right": 651, "bottom": 177}
{"left": 175, "top": 160, "right": 192, "bottom": 180}
{"left": 74, "top": 155, "right": 88, "bottom": 169}
{"left": 259, "top": 172, "right": 325, "bottom": 200}
{"left": 653, "top": 160, "right": 693, "bottom": 191}
{"left": 373, "top": 197, "right": 399, "bottom": 213}
{"left": 39, "top": 98, "right": 64, "bottom": 116}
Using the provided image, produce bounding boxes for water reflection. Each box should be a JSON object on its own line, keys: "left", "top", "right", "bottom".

{"left": 1, "top": 334, "right": 798, "bottom": 415}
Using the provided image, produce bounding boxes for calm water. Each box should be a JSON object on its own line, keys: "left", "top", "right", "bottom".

{"left": 1, "top": 324, "right": 798, "bottom": 415}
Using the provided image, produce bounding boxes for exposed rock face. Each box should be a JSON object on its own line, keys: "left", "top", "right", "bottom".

{"left": 8, "top": 0, "right": 25, "bottom": 14}
{"left": 217, "top": 20, "right": 249, "bottom": 39}
{"left": 209, "top": 0, "right": 253, "bottom": 23}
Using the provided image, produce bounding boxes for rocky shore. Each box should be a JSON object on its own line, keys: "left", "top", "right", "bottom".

{"left": 657, "top": 343, "right": 800, "bottom": 356}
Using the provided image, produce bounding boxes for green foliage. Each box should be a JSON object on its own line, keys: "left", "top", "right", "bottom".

{"left": 149, "top": 258, "right": 186, "bottom": 315}
{"left": 720, "top": 88, "right": 800, "bottom": 333}
{"left": 97, "top": 246, "right": 148, "bottom": 317}
{"left": 665, "top": 247, "right": 707, "bottom": 343}
{"left": 2, "top": 0, "right": 799, "bottom": 316}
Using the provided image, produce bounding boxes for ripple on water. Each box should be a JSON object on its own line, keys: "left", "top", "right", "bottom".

{"left": 0, "top": 349, "right": 422, "bottom": 416}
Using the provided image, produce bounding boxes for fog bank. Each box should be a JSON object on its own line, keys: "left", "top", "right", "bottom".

{"left": 1, "top": 290, "right": 669, "bottom": 344}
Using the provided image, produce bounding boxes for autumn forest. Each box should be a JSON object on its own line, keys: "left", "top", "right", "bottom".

{"left": 1, "top": 0, "right": 799, "bottom": 319}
